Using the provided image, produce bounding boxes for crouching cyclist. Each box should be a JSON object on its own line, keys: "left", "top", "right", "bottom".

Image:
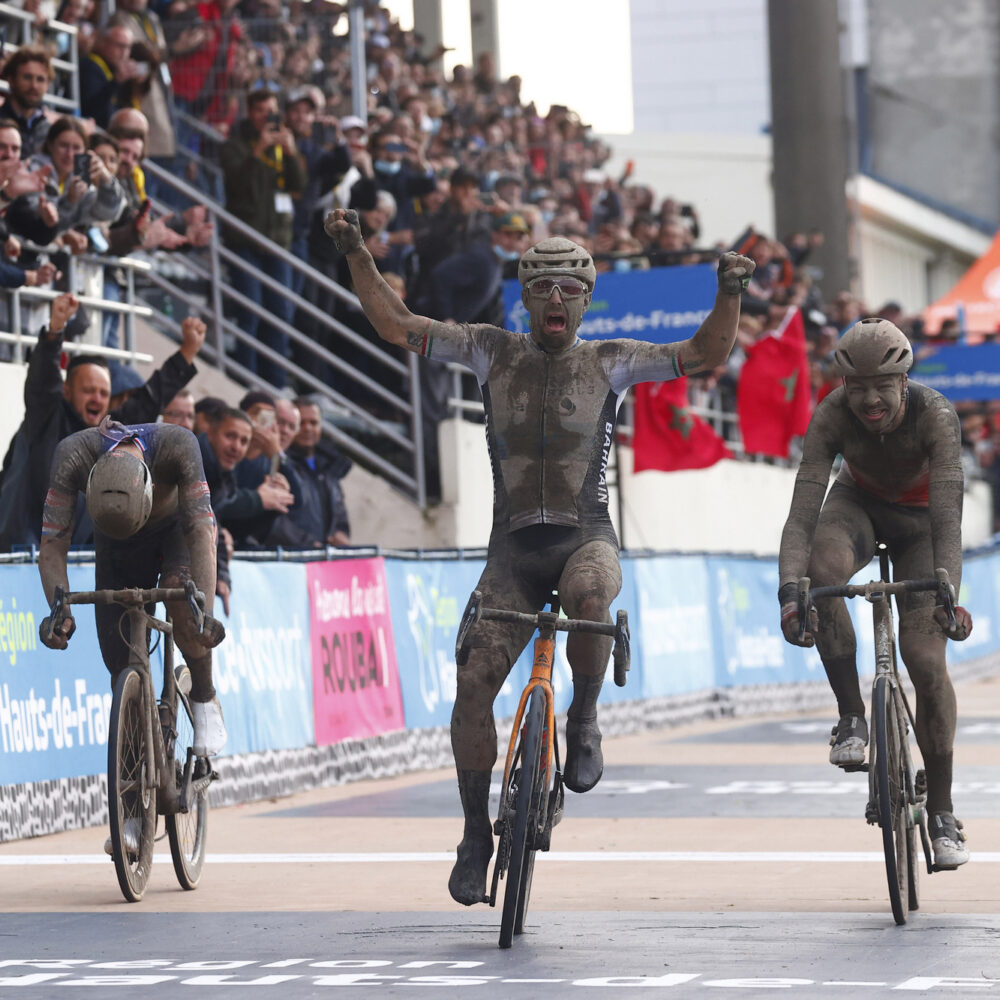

{"left": 38, "top": 416, "right": 228, "bottom": 851}
{"left": 778, "top": 317, "right": 972, "bottom": 869}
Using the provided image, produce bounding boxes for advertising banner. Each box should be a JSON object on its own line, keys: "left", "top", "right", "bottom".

{"left": 709, "top": 556, "right": 826, "bottom": 687}
{"left": 0, "top": 563, "right": 111, "bottom": 785}
{"left": 306, "top": 557, "right": 404, "bottom": 745}
{"left": 214, "top": 560, "right": 314, "bottom": 754}
{"left": 912, "top": 344, "right": 1000, "bottom": 401}
{"left": 384, "top": 558, "right": 485, "bottom": 731}
{"left": 385, "top": 556, "right": 638, "bottom": 732}
{"left": 502, "top": 263, "right": 717, "bottom": 343}
{"left": 633, "top": 554, "right": 716, "bottom": 697}
{"left": 945, "top": 551, "right": 996, "bottom": 665}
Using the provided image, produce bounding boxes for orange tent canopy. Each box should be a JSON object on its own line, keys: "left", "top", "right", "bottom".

{"left": 923, "top": 228, "right": 1000, "bottom": 338}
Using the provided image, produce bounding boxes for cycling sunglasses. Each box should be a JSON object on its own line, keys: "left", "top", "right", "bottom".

{"left": 525, "top": 276, "right": 589, "bottom": 299}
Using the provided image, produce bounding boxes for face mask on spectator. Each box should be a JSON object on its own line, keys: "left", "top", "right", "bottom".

{"left": 493, "top": 245, "right": 520, "bottom": 262}
{"left": 541, "top": 210, "right": 555, "bottom": 224}
{"left": 375, "top": 159, "right": 402, "bottom": 175}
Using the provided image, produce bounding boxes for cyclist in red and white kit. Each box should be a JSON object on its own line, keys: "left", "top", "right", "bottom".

{"left": 778, "top": 318, "right": 972, "bottom": 869}
{"left": 325, "top": 207, "right": 754, "bottom": 905}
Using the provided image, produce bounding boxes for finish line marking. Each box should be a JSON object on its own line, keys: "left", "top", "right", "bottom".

{"left": 3, "top": 851, "right": 1000, "bottom": 865}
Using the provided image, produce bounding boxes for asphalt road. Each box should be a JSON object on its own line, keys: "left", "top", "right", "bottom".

{"left": 2, "top": 674, "right": 999, "bottom": 999}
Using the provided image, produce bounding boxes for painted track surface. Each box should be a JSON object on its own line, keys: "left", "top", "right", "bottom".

{"left": 2, "top": 674, "right": 999, "bottom": 998}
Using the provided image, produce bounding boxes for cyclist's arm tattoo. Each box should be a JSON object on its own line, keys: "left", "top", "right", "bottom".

{"left": 343, "top": 247, "right": 431, "bottom": 350}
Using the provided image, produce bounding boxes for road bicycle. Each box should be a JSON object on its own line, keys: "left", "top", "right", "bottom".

{"left": 45, "top": 581, "right": 216, "bottom": 902}
{"left": 456, "top": 590, "right": 630, "bottom": 948}
{"left": 797, "top": 547, "right": 958, "bottom": 925}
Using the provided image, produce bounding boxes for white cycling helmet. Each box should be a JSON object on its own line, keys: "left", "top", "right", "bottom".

{"left": 830, "top": 317, "right": 913, "bottom": 377}
{"left": 517, "top": 237, "right": 597, "bottom": 291}
{"left": 86, "top": 449, "right": 153, "bottom": 540}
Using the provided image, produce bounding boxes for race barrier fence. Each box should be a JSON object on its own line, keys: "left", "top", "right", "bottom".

{"left": 2, "top": 544, "right": 999, "bottom": 841}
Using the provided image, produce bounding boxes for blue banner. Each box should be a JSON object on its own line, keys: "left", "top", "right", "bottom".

{"left": 912, "top": 344, "right": 1000, "bottom": 401}
{"left": 947, "top": 551, "right": 997, "bottom": 665}
{"left": 502, "top": 263, "right": 718, "bottom": 343}
{"left": 708, "top": 556, "right": 826, "bottom": 687}
{"left": 385, "top": 557, "right": 637, "bottom": 730}
{"left": 1, "top": 563, "right": 118, "bottom": 784}
{"left": 212, "top": 560, "right": 314, "bottom": 754}
{"left": 384, "top": 558, "right": 486, "bottom": 730}
{"left": 633, "top": 554, "right": 716, "bottom": 697}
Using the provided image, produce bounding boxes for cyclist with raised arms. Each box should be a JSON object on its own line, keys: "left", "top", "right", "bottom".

{"left": 324, "top": 206, "right": 754, "bottom": 904}
{"left": 38, "top": 418, "right": 228, "bottom": 788}
{"left": 777, "top": 318, "right": 972, "bottom": 869}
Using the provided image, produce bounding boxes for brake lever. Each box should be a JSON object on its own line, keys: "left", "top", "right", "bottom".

{"left": 797, "top": 577, "right": 810, "bottom": 643}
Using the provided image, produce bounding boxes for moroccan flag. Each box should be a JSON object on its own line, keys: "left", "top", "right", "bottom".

{"left": 632, "top": 377, "right": 732, "bottom": 472}
{"left": 738, "top": 307, "right": 812, "bottom": 458}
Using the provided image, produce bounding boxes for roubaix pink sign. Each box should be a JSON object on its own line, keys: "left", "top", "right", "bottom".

{"left": 306, "top": 558, "right": 404, "bottom": 744}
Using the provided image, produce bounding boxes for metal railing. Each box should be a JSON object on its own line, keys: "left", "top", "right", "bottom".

{"left": 0, "top": 3, "right": 80, "bottom": 113}
{"left": 1, "top": 250, "right": 154, "bottom": 365}
{"left": 134, "top": 156, "right": 428, "bottom": 505}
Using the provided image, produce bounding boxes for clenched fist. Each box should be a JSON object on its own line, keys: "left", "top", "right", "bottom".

{"left": 717, "top": 251, "right": 755, "bottom": 296}
{"left": 324, "top": 208, "right": 364, "bottom": 255}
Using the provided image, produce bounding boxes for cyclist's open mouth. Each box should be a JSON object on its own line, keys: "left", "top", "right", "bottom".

{"left": 865, "top": 406, "right": 888, "bottom": 422}
{"left": 544, "top": 312, "right": 567, "bottom": 333}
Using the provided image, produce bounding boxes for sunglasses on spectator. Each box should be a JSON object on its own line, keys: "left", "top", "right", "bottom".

{"left": 525, "top": 277, "right": 589, "bottom": 299}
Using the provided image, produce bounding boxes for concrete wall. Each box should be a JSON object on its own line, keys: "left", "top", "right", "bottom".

{"left": 629, "top": 0, "right": 770, "bottom": 136}
{"left": 434, "top": 417, "right": 996, "bottom": 556}
{"left": 868, "top": 0, "right": 1000, "bottom": 228}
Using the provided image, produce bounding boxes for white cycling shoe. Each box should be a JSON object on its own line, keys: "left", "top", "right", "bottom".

{"left": 192, "top": 696, "right": 227, "bottom": 757}
{"left": 930, "top": 811, "right": 970, "bottom": 869}
{"left": 104, "top": 817, "right": 142, "bottom": 859}
{"left": 829, "top": 714, "right": 868, "bottom": 767}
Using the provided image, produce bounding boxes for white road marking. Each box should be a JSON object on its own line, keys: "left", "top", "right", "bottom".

{"left": 2, "top": 851, "right": 999, "bottom": 865}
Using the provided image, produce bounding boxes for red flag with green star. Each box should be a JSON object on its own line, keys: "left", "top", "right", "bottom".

{"left": 632, "top": 377, "right": 732, "bottom": 472}
{"left": 737, "top": 307, "right": 812, "bottom": 458}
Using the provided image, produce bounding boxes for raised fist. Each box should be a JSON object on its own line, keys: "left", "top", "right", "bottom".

{"left": 717, "top": 251, "right": 756, "bottom": 296}
{"left": 323, "top": 208, "right": 364, "bottom": 255}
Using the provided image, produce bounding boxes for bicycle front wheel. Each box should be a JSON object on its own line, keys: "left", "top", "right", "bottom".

{"left": 108, "top": 667, "right": 156, "bottom": 902}
{"left": 499, "top": 689, "right": 545, "bottom": 949}
{"left": 873, "top": 673, "right": 908, "bottom": 924}
{"left": 165, "top": 667, "right": 209, "bottom": 890}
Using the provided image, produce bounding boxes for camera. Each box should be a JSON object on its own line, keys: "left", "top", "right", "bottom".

{"left": 73, "top": 152, "right": 91, "bottom": 178}
{"left": 265, "top": 112, "right": 282, "bottom": 129}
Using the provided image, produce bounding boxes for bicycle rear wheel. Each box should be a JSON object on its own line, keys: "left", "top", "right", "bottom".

{"left": 107, "top": 667, "right": 156, "bottom": 902}
{"left": 873, "top": 673, "right": 908, "bottom": 924}
{"left": 165, "top": 667, "right": 209, "bottom": 890}
{"left": 499, "top": 689, "right": 545, "bottom": 949}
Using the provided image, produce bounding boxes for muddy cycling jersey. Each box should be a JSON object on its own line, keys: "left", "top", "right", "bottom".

{"left": 42, "top": 417, "right": 215, "bottom": 542}
{"left": 424, "top": 323, "right": 685, "bottom": 532}
{"left": 780, "top": 380, "right": 965, "bottom": 593}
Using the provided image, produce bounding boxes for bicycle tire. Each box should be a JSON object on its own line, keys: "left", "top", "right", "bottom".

{"left": 499, "top": 689, "right": 545, "bottom": 949}
{"left": 873, "top": 673, "right": 908, "bottom": 924}
{"left": 165, "top": 674, "right": 209, "bottom": 890}
{"left": 107, "top": 667, "right": 156, "bottom": 902}
{"left": 898, "top": 694, "right": 920, "bottom": 911}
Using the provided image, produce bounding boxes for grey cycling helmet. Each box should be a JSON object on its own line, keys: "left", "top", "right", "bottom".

{"left": 86, "top": 449, "right": 153, "bottom": 540}
{"left": 518, "top": 237, "right": 597, "bottom": 291}
{"left": 830, "top": 317, "right": 913, "bottom": 377}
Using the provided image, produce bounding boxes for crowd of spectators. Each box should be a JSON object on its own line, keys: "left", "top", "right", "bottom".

{"left": 0, "top": 0, "right": 991, "bottom": 553}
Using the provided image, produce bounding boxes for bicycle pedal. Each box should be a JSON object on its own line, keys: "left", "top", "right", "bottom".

{"left": 839, "top": 763, "right": 869, "bottom": 773}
